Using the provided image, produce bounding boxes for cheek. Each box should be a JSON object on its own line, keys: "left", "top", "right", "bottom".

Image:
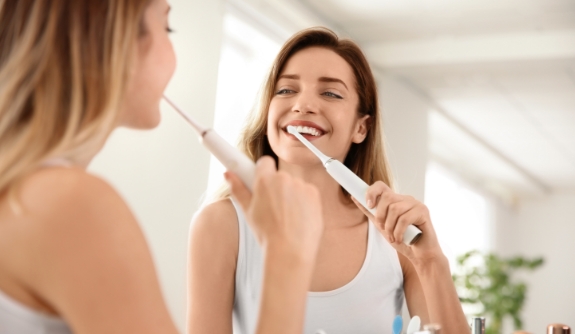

{"left": 156, "top": 37, "right": 177, "bottom": 88}
{"left": 121, "top": 36, "right": 176, "bottom": 129}
{"left": 266, "top": 102, "right": 282, "bottom": 134}
{"left": 144, "top": 36, "right": 176, "bottom": 98}
{"left": 265, "top": 103, "right": 284, "bottom": 150}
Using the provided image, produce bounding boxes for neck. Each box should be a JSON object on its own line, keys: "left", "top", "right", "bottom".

{"left": 278, "top": 159, "right": 365, "bottom": 230}
{"left": 48, "top": 130, "right": 110, "bottom": 170}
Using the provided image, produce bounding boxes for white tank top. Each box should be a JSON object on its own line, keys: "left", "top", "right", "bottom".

{"left": 0, "top": 289, "right": 72, "bottom": 334}
{"left": 231, "top": 200, "right": 404, "bottom": 334}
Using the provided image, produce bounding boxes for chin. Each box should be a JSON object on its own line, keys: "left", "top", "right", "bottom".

{"left": 121, "top": 109, "right": 162, "bottom": 129}
{"left": 138, "top": 113, "right": 162, "bottom": 129}
{"left": 138, "top": 118, "right": 161, "bottom": 129}
{"left": 276, "top": 150, "right": 323, "bottom": 168}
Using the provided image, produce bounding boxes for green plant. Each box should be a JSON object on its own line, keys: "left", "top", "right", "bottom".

{"left": 452, "top": 250, "right": 544, "bottom": 334}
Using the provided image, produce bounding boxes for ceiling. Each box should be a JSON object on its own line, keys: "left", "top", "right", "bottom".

{"left": 229, "top": 0, "right": 575, "bottom": 198}
{"left": 305, "top": 0, "right": 575, "bottom": 42}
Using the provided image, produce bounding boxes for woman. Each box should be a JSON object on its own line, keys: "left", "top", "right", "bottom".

{"left": 189, "top": 27, "right": 470, "bottom": 333}
{"left": 0, "top": 1, "right": 323, "bottom": 333}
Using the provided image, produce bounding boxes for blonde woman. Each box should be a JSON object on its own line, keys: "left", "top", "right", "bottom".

{"left": 189, "top": 28, "right": 470, "bottom": 334}
{"left": 0, "top": 1, "right": 323, "bottom": 334}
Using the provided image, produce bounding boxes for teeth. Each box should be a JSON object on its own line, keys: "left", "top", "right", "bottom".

{"left": 294, "top": 125, "right": 321, "bottom": 136}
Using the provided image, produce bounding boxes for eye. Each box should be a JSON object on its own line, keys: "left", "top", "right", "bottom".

{"left": 167, "top": 27, "right": 174, "bottom": 33}
{"left": 276, "top": 88, "right": 295, "bottom": 95}
{"left": 323, "top": 91, "right": 343, "bottom": 99}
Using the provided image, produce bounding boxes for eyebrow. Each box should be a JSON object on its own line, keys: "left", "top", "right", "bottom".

{"left": 277, "top": 74, "right": 349, "bottom": 90}
{"left": 166, "top": 6, "right": 171, "bottom": 14}
{"left": 278, "top": 74, "right": 299, "bottom": 81}
{"left": 318, "top": 77, "right": 348, "bottom": 90}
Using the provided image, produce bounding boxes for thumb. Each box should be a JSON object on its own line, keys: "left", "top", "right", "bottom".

{"left": 225, "top": 171, "right": 252, "bottom": 212}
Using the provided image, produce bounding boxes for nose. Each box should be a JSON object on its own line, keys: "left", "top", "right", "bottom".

{"left": 292, "top": 90, "right": 319, "bottom": 115}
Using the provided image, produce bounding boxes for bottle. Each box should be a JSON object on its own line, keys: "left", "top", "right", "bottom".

{"left": 547, "top": 324, "right": 571, "bottom": 334}
{"left": 471, "top": 317, "right": 485, "bottom": 334}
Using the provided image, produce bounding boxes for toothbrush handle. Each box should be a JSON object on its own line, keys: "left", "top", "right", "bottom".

{"left": 325, "top": 159, "right": 422, "bottom": 245}
{"left": 202, "top": 130, "right": 256, "bottom": 191}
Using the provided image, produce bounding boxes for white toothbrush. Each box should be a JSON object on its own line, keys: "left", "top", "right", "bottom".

{"left": 163, "top": 96, "right": 256, "bottom": 191}
{"left": 287, "top": 125, "right": 422, "bottom": 245}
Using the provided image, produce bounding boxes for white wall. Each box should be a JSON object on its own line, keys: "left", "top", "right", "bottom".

{"left": 88, "top": 0, "right": 224, "bottom": 330}
{"left": 378, "top": 74, "right": 429, "bottom": 201}
{"left": 377, "top": 73, "right": 431, "bottom": 324}
{"left": 495, "top": 193, "right": 575, "bottom": 331}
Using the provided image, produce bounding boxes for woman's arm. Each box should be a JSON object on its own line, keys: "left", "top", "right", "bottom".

{"left": 398, "top": 253, "right": 430, "bottom": 324}
{"left": 186, "top": 193, "right": 320, "bottom": 334}
{"left": 353, "top": 181, "right": 469, "bottom": 334}
{"left": 19, "top": 169, "right": 179, "bottom": 334}
{"left": 187, "top": 200, "right": 238, "bottom": 334}
{"left": 402, "top": 253, "right": 465, "bottom": 331}
{"left": 255, "top": 238, "right": 317, "bottom": 334}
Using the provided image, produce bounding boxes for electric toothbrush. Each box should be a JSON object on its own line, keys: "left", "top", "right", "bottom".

{"left": 163, "top": 96, "right": 256, "bottom": 191}
{"left": 287, "top": 125, "right": 422, "bottom": 245}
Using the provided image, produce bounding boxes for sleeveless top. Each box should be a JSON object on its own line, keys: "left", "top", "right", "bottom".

{"left": 0, "top": 289, "right": 72, "bottom": 334}
{"left": 231, "top": 200, "right": 404, "bottom": 334}
{"left": 0, "top": 158, "right": 73, "bottom": 334}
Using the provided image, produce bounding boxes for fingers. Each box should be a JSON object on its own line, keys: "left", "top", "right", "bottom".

{"left": 373, "top": 192, "right": 402, "bottom": 240}
{"left": 224, "top": 171, "right": 252, "bottom": 213}
{"left": 366, "top": 181, "right": 399, "bottom": 230}
{"left": 365, "top": 181, "right": 390, "bottom": 209}
{"left": 383, "top": 199, "right": 416, "bottom": 243}
{"left": 252, "top": 156, "right": 279, "bottom": 199}
{"left": 392, "top": 208, "right": 422, "bottom": 244}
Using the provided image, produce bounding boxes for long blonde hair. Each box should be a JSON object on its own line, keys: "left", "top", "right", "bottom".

{"left": 214, "top": 27, "right": 394, "bottom": 200}
{"left": 0, "top": 0, "right": 150, "bottom": 201}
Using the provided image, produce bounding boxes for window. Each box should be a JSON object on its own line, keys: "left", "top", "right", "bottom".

{"left": 424, "top": 162, "right": 492, "bottom": 271}
{"left": 206, "top": 14, "right": 281, "bottom": 197}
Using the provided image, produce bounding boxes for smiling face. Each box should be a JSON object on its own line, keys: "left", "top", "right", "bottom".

{"left": 267, "top": 47, "right": 370, "bottom": 167}
{"left": 120, "top": 0, "right": 176, "bottom": 129}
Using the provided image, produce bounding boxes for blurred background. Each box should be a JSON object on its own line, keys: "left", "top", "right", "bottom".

{"left": 88, "top": 0, "right": 575, "bottom": 332}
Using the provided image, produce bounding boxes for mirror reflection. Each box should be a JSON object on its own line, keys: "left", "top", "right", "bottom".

{"left": 85, "top": 0, "right": 574, "bottom": 333}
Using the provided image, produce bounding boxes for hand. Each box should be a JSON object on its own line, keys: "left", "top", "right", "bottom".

{"left": 351, "top": 181, "right": 444, "bottom": 263}
{"left": 224, "top": 156, "right": 323, "bottom": 261}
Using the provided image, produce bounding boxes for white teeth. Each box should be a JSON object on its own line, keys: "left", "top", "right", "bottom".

{"left": 294, "top": 125, "right": 321, "bottom": 136}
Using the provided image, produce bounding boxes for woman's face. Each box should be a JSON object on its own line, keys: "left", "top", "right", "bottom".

{"left": 267, "top": 47, "right": 369, "bottom": 167}
{"left": 121, "top": 0, "right": 176, "bottom": 129}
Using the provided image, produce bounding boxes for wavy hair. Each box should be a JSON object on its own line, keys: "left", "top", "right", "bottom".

{"left": 0, "top": 0, "right": 150, "bottom": 206}
{"left": 213, "top": 27, "right": 394, "bottom": 200}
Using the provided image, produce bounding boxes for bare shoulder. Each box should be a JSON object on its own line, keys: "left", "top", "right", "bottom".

{"left": 193, "top": 197, "right": 238, "bottom": 228}
{"left": 10, "top": 167, "right": 146, "bottom": 288}
{"left": 190, "top": 198, "right": 239, "bottom": 255}
{"left": 18, "top": 167, "right": 131, "bottom": 221}
{"left": 1, "top": 167, "right": 138, "bottom": 250}
{"left": 0, "top": 167, "right": 183, "bottom": 334}
{"left": 188, "top": 197, "right": 240, "bottom": 284}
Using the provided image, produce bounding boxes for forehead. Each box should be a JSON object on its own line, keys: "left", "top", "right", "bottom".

{"left": 279, "top": 47, "right": 356, "bottom": 85}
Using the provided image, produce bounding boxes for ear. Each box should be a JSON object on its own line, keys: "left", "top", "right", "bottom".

{"left": 351, "top": 114, "right": 370, "bottom": 144}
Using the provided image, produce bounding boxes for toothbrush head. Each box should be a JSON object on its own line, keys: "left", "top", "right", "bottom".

{"left": 286, "top": 125, "right": 297, "bottom": 135}
{"left": 286, "top": 125, "right": 330, "bottom": 164}
{"left": 392, "top": 315, "right": 403, "bottom": 334}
